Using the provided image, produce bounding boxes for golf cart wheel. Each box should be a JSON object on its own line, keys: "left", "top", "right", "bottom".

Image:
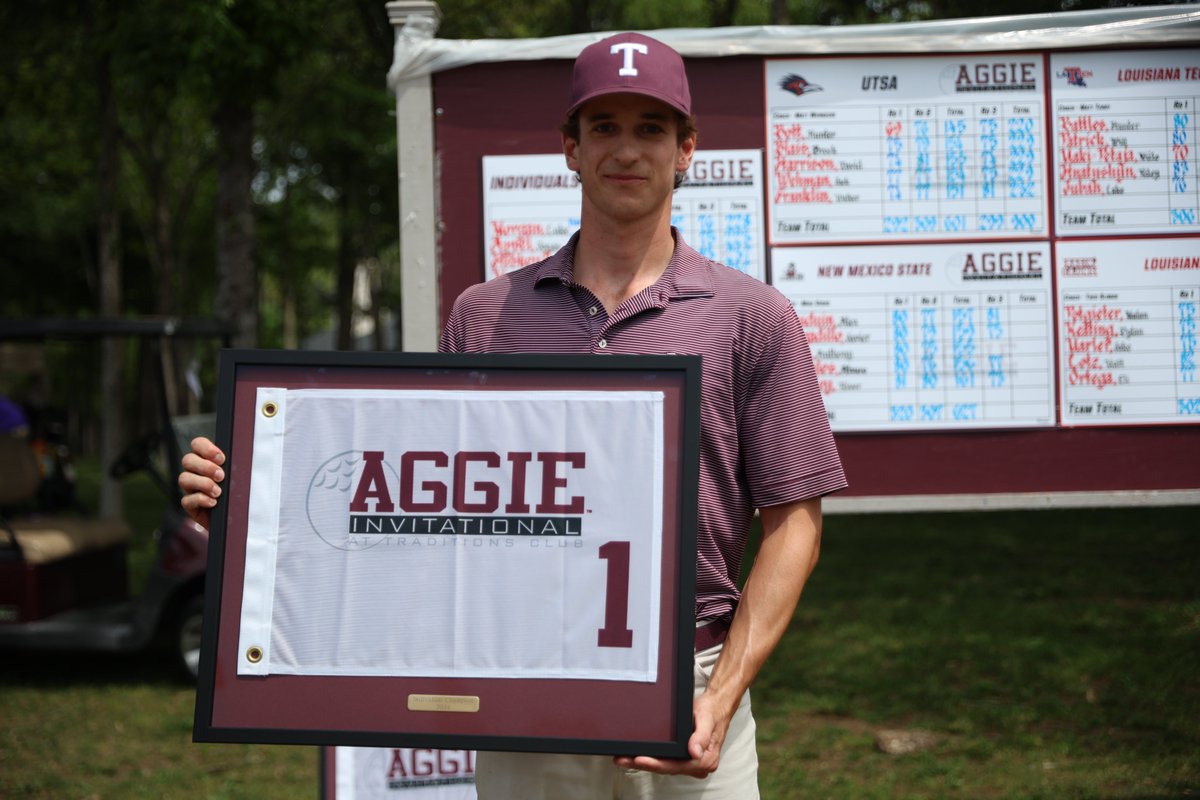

{"left": 175, "top": 594, "right": 204, "bottom": 680}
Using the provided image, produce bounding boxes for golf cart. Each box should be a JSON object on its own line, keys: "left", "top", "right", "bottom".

{"left": 0, "top": 317, "right": 231, "bottom": 679}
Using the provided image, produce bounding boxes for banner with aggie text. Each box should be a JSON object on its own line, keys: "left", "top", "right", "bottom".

{"left": 330, "top": 747, "right": 476, "bottom": 800}
{"left": 237, "top": 388, "right": 663, "bottom": 682}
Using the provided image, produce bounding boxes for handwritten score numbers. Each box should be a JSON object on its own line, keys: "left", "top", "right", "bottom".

{"left": 766, "top": 50, "right": 1199, "bottom": 429}
{"left": 1057, "top": 239, "right": 1199, "bottom": 426}
{"left": 765, "top": 55, "right": 1049, "bottom": 244}
{"left": 773, "top": 243, "right": 1055, "bottom": 432}
{"left": 1051, "top": 50, "right": 1199, "bottom": 235}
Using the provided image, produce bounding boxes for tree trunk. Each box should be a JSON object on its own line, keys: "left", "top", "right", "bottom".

{"left": 335, "top": 178, "right": 355, "bottom": 351}
{"left": 772, "top": 0, "right": 790, "bottom": 24}
{"left": 709, "top": 0, "right": 738, "bottom": 27}
{"left": 568, "top": 0, "right": 591, "bottom": 33}
{"left": 367, "top": 259, "right": 383, "bottom": 351}
{"left": 151, "top": 176, "right": 176, "bottom": 316}
{"left": 97, "top": 19, "right": 123, "bottom": 521}
{"left": 215, "top": 96, "right": 257, "bottom": 348}
{"left": 283, "top": 288, "right": 298, "bottom": 349}
{"left": 281, "top": 192, "right": 298, "bottom": 349}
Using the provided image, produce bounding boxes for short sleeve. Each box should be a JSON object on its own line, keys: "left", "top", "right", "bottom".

{"left": 739, "top": 301, "right": 847, "bottom": 507}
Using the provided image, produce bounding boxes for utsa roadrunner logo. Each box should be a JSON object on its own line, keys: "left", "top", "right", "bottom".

{"left": 306, "top": 449, "right": 588, "bottom": 550}
{"left": 779, "top": 73, "right": 823, "bottom": 96}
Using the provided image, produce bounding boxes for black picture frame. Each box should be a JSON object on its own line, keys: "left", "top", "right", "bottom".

{"left": 193, "top": 349, "right": 701, "bottom": 758}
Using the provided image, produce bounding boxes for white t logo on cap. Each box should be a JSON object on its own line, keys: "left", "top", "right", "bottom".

{"left": 611, "top": 42, "right": 649, "bottom": 76}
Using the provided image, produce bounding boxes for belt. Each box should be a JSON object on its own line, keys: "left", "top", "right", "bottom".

{"left": 694, "top": 617, "right": 731, "bottom": 652}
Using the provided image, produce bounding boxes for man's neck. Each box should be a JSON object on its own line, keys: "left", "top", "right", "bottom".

{"left": 573, "top": 208, "right": 675, "bottom": 315}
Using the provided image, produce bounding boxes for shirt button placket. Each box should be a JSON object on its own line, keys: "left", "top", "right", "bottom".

{"left": 587, "top": 302, "right": 608, "bottom": 352}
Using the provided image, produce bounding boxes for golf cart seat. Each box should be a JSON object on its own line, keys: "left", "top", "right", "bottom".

{"left": 0, "top": 435, "right": 132, "bottom": 621}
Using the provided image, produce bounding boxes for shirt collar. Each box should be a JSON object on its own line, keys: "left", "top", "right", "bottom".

{"left": 534, "top": 228, "right": 715, "bottom": 302}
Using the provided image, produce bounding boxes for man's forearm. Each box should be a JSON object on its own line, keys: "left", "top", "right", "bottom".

{"left": 702, "top": 497, "right": 823, "bottom": 721}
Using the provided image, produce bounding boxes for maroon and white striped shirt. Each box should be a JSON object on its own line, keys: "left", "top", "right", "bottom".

{"left": 441, "top": 231, "right": 846, "bottom": 621}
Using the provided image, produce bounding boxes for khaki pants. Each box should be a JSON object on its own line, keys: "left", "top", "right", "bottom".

{"left": 475, "top": 642, "right": 759, "bottom": 800}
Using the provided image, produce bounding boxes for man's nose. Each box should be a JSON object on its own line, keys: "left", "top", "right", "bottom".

{"left": 612, "top": 132, "right": 639, "bottom": 162}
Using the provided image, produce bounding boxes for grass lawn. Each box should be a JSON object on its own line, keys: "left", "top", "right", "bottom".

{"left": 1, "top": 465, "right": 1196, "bottom": 798}
{"left": 754, "top": 505, "right": 1199, "bottom": 799}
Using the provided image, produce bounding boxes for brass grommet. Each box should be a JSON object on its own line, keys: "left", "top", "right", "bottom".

{"left": 246, "top": 646, "right": 264, "bottom": 663}
{"left": 261, "top": 402, "right": 278, "bottom": 418}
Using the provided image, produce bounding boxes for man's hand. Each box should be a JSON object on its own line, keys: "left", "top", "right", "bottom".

{"left": 614, "top": 498, "right": 823, "bottom": 781}
{"left": 179, "top": 436, "right": 226, "bottom": 530}
{"left": 612, "top": 691, "right": 731, "bottom": 778}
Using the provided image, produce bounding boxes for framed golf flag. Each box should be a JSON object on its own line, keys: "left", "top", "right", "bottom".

{"left": 193, "top": 350, "right": 700, "bottom": 758}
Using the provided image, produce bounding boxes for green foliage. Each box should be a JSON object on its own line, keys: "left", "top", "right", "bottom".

{"left": 0, "top": 0, "right": 382, "bottom": 326}
{"left": 0, "top": 6, "right": 101, "bottom": 317}
{"left": 179, "top": 0, "right": 319, "bottom": 104}
{"left": 251, "top": 0, "right": 399, "bottom": 348}
{"left": 435, "top": 0, "right": 768, "bottom": 37}
{"left": 0, "top": 0, "right": 402, "bottom": 439}
{"left": 432, "top": 0, "right": 1171, "bottom": 35}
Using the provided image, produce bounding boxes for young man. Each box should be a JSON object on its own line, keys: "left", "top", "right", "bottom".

{"left": 435, "top": 31, "right": 845, "bottom": 799}
{"left": 181, "top": 32, "right": 845, "bottom": 799}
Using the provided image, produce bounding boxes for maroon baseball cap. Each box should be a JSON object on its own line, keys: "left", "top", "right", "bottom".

{"left": 567, "top": 32, "right": 691, "bottom": 118}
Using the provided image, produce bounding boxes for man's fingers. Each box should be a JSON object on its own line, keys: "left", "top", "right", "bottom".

{"left": 611, "top": 749, "right": 719, "bottom": 779}
{"left": 179, "top": 481, "right": 215, "bottom": 529}
{"left": 613, "top": 756, "right": 712, "bottom": 779}
{"left": 180, "top": 491, "right": 217, "bottom": 512}
{"left": 178, "top": 437, "right": 225, "bottom": 529}
{"left": 180, "top": 452, "right": 225, "bottom": 485}
{"left": 611, "top": 688, "right": 727, "bottom": 778}
{"left": 687, "top": 703, "right": 724, "bottom": 766}
{"left": 189, "top": 436, "right": 225, "bottom": 465}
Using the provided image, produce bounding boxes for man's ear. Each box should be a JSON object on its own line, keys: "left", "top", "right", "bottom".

{"left": 676, "top": 133, "right": 697, "bottom": 173}
{"left": 563, "top": 131, "right": 580, "bottom": 172}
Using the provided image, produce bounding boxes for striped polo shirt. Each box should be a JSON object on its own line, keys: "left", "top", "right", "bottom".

{"left": 441, "top": 230, "right": 847, "bottom": 621}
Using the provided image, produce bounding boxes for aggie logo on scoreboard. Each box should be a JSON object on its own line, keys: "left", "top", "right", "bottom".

{"left": 306, "top": 448, "right": 589, "bottom": 550}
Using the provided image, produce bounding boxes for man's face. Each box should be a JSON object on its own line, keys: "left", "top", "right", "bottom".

{"left": 563, "top": 93, "right": 696, "bottom": 225}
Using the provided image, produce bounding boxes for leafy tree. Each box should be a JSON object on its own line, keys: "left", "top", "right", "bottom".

{"left": 253, "top": 0, "right": 399, "bottom": 351}
{"left": 0, "top": 4, "right": 103, "bottom": 319}
{"left": 179, "top": 0, "right": 316, "bottom": 348}
{"left": 94, "top": 0, "right": 126, "bottom": 518}
{"left": 109, "top": 0, "right": 217, "bottom": 318}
